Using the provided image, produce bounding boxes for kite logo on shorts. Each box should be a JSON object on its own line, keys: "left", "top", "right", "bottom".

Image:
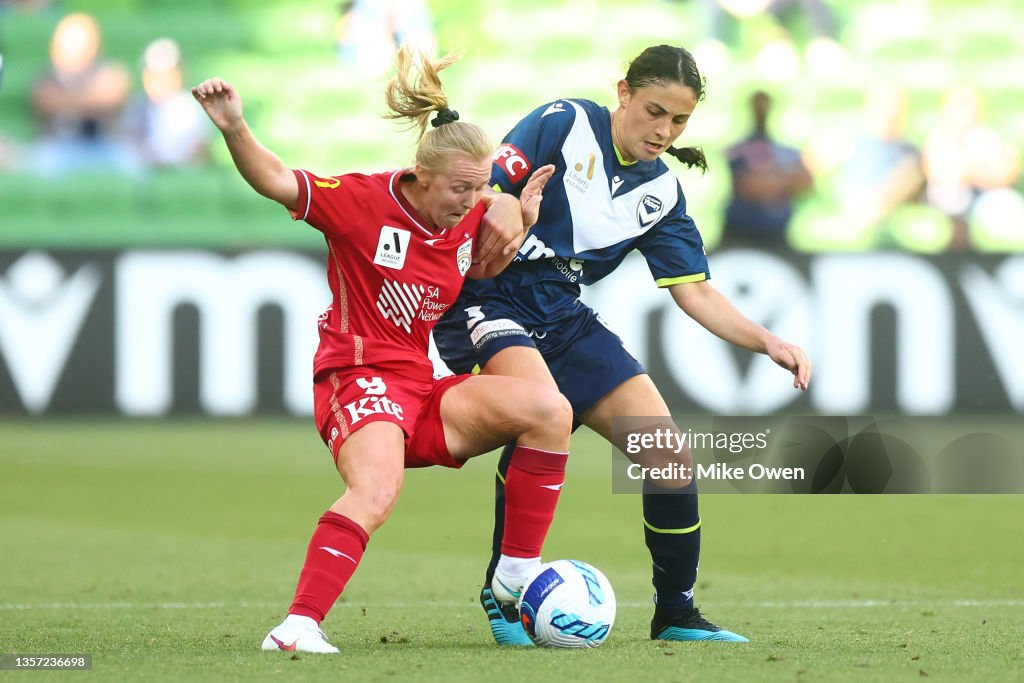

{"left": 344, "top": 375, "right": 405, "bottom": 424}
{"left": 637, "top": 194, "right": 664, "bottom": 228}
{"left": 356, "top": 376, "right": 387, "bottom": 395}
{"left": 494, "top": 144, "right": 531, "bottom": 183}
{"left": 374, "top": 226, "right": 412, "bottom": 270}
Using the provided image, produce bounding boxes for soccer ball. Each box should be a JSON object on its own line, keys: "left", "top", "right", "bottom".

{"left": 518, "top": 559, "right": 616, "bottom": 648}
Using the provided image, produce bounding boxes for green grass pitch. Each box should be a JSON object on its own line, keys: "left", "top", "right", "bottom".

{"left": 1, "top": 419, "right": 1022, "bottom": 681}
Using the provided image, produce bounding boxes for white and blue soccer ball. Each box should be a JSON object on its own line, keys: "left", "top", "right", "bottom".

{"left": 518, "top": 559, "right": 616, "bottom": 648}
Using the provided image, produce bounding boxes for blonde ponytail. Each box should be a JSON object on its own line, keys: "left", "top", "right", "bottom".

{"left": 384, "top": 45, "right": 492, "bottom": 174}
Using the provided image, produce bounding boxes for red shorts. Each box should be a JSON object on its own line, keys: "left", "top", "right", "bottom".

{"left": 313, "top": 368, "right": 472, "bottom": 468}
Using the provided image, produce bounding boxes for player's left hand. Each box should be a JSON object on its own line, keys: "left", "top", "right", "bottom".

{"left": 520, "top": 164, "right": 555, "bottom": 231}
{"left": 475, "top": 165, "right": 555, "bottom": 265}
{"left": 766, "top": 337, "right": 812, "bottom": 391}
{"left": 476, "top": 194, "right": 522, "bottom": 265}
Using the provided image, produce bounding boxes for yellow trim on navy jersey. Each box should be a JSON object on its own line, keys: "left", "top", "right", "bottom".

{"left": 643, "top": 517, "right": 701, "bottom": 534}
{"left": 491, "top": 183, "right": 503, "bottom": 192}
{"left": 656, "top": 273, "right": 708, "bottom": 287}
{"left": 496, "top": 468, "right": 506, "bottom": 485}
{"left": 613, "top": 144, "right": 637, "bottom": 166}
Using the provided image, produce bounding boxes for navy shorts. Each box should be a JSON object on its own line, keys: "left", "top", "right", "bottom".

{"left": 433, "top": 297, "right": 646, "bottom": 418}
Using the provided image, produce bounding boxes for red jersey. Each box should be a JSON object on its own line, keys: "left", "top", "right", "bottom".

{"left": 292, "top": 169, "right": 484, "bottom": 382}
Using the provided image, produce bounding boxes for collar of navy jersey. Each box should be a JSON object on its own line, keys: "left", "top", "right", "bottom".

{"left": 612, "top": 144, "right": 639, "bottom": 167}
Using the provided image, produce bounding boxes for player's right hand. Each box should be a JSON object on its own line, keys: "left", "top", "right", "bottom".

{"left": 192, "top": 78, "right": 243, "bottom": 132}
{"left": 766, "top": 336, "right": 812, "bottom": 391}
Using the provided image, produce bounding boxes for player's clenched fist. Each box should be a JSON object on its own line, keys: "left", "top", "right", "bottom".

{"left": 191, "top": 78, "right": 243, "bottom": 132}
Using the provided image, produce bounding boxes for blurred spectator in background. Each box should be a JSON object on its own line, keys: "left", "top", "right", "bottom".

{"left": 805, "top": 81, "right": 924, "bottom": 245}
{"left": 335, "top": 0, "right": 434, "bottom": 75}
{"left": 28, "top": 12, "right": 141, "bottom": 177}
{"left": 0, "top": 134, "right": 21, "bottom": 170}
{"left": 840, "top": 82, "right": 924, "bottom": 238}
{"left": 0, "top": 0, "right": 54, "bottom": 11}
{"left": 692, "top": 0, "right": 847, "bottom": 79}
{"left": 123, "top": 38, "right": 211, "bottom": 169}
{"left": 721, "top": 90, "right": 812, "bottom": 249}
{"left": 923, "top": 84, "right": 1023, "bottom": 250}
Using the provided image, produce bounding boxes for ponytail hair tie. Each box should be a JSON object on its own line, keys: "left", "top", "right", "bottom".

{"left": 431, "top": 108, "right": 460, "bottom": 127}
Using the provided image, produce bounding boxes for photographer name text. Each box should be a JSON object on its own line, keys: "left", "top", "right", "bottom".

{"left": 626, "top": 462, "right": 806, "bottom": 482}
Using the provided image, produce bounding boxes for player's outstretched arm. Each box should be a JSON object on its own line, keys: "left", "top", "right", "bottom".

{"left": 192, "top": 78, "right": 299, "bottom": 212}
{"left": 669, "top": 280, "right": 812, "bottom": 391}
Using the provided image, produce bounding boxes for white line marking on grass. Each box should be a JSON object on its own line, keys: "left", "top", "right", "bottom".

{"left": 1, "top": 599, "right": 1022, "bottom": 610}
{"left": 730, "top": 600, "right": 1024, "bottom": 608}
{"left": 0, "top": 601, "right": 281, "bottom": 610}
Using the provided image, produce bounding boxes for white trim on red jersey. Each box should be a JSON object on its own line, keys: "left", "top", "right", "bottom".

{"left": 297, "top": 169, "right": 313, "bottom": 221}
{"left": 387, "top": 170, "right": 435, "bottom": 236}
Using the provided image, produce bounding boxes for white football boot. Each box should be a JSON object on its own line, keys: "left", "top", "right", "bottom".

{"left": 491, "top": 556, "right": 542, "bottom": 605}
{"left": 261, "top": 614, "right": 340, "bottom": 653}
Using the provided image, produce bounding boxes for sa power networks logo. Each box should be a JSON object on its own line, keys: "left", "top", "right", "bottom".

{"left": 376, "top": 280, "right": 448, "bottom": 332}
{"left": 494, "top": 144, "right": 531, "bottom": 183}
{"left": 637, "top": 194, "right": 664, "bottom": 228}
{"left": 343, "top": 376, "right": 405, "bottom": 425}
{"left": 374, "top": 226, "right": 412, "bottom": 270}
{"left": 376, "top": 279, "right": 425, "bottom": 333}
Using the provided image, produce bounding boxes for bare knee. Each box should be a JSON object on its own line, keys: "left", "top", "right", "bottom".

{"left": 519, "top": 388, "right": 573, "bottom": 447}
{"left": 335, "top": 477, "right": 403, "bottom": 533}
{"left": 628, "top": 424, "right": 694, "bottom": 489}
{"left": 364, "top": 479, "right": 402, "bottom": 531}
{"left": 658, "top": 442, "right": 695, "bottom": 489}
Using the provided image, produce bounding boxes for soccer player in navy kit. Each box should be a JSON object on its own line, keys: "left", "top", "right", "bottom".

{"left": 193, "top": 47, "right": 568, "bottom": 654}
{"left": 435, "top": 44, "right": 812, "bottom": 644}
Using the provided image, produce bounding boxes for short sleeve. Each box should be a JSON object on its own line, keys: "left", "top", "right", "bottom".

{"left": 290, "top": 169, "right": 362, "bottom": 238}
{"left": 491, "top": 100, "right": 575, "bottom": 195}
{"left": 635, "top": 184, "right": 711, "bottom": 287}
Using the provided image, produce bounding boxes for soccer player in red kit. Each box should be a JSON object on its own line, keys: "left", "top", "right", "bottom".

{"left": 193, "top": 47, "right": 565, "bottom": 654}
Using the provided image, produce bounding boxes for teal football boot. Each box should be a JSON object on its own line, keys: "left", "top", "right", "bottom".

{"left": 480, "top": 585, "right": 534, "bottom": 646}
{"left": 651, "top": 604, "right": 749, "bottom": 642}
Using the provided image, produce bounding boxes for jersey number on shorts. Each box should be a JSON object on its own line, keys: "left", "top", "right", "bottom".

{"left": 345, "top": 376, "right": 405, "bottom": 424}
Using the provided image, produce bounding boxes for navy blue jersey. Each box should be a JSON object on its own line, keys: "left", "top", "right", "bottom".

{"left": 460, "top": 98, "right": 709, "bottom": 328}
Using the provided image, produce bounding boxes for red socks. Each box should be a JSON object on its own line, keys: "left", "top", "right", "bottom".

{"left": 501, "top": 445, "right": 569, "bottom": 558}
{"left": 288, "top": 511, "right": 369, "bottom": 622}
{"left": 286, "top": 446, "right": 567, "bottom": 621}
